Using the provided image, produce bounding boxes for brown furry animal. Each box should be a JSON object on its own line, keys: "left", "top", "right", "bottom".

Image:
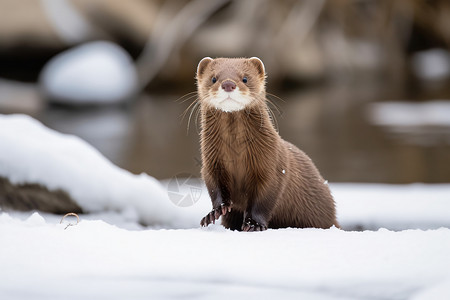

{"left": 197, "top": 57, "right": 338, "bottom": 231}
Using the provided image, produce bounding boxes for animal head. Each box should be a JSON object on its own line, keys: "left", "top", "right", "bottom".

{"left": 196, "top": 57, "right": 266, "bottom": 112}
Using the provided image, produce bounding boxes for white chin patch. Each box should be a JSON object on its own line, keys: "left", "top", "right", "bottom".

{"left": 209, "top": 86, "right": 251, "bottom": 112}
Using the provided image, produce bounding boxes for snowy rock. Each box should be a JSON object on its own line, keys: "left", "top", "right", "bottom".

{"left": 0, "top": 114, "right": 206, "bottom": 227}
{"left": 411, "top": 48, "right": 450, "bottom": 81}
{"left": 39, "top": 41, "right": 138, "bottom": 105}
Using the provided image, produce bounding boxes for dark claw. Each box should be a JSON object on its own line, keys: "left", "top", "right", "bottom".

{"left": 209, "top": 211, "right": 215, "bottom": 224}
{"left": 200, "top": 202, "right": 233, "bottom": 227}
{"left": 242, "top": 222, "right": 251, "bottom": 232}
{"left": 241, "top": 218, "right": 267, "bottom": 232}
{"left": 221, "top": 205, "right": 227, "bottom": 216}
{"left": 200, "top": 216, "right": 207, "bottom": 227}
{"left": 214, "top": 209, "right": 221, "bottom": 220}
{"left": 206, "top": 212, "right": 211, "bottom": 225}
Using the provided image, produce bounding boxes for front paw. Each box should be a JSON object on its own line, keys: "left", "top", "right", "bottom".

{"left": 200, "top": 202, "right": 232, "bottom": 227}
{"left": 241, "top": 217, "right": 267, "bottom": 232}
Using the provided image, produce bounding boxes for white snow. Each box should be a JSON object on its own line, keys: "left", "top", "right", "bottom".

{"left": 411, "top": 48, "right": 450, "bottom": 81}
{"left": 1, "top": 113, "right": 450, "bottom": 299}
{"left": 412, "top": 278, "right": 450, "bottom": 300}
{"left": 39, "top": 41, "right": 138, "bottom": 104}
{"left": 334, "top": 183, "right": 450, "bottom": 231}
{"left": 367, "top": 100, "right": 450, "bottom": 145}
{"left": 0, "top": 213, "right": 449, "bottom": 300}
{"left": 368, "top": 100, "right": 450, "bottom": 128}
{"left": 0, "top": 114, "right": 206, "bottom": 228}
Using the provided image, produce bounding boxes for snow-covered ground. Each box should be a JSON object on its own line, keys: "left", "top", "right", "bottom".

{"left": 334, "top": 183, "right": 450, "bottom": 231}
{"left": 1, "top": 212, "right": 450, "bottom": 300}
{"left": 1, "top": 114, "right": 450, "bottom": 299}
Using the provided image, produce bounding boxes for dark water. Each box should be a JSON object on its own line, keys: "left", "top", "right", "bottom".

{"left": 23, "top": 80, "right": 450, "bottom": 184}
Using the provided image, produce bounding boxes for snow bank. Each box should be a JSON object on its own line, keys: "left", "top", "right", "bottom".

{"left": 334, "top": 183, "right": 450, "bottom": 231}
{"left": 0, "top": 114, "right": 206, "bottom": 227}
{"left": 367, "top": 100, "right": 450, "bottom": 145}
{"left": 368, "top": 100, "right": 450, "bottom": 128}
{"left": 0, "top": 213, "right": 449, "bottom": 300}
{"left": 39, "top": 41, "right": 138, "bottom": 105}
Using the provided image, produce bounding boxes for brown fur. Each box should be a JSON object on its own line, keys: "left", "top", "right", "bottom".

{"left": 196, "top": 57, "right": 338, "bottom": 231}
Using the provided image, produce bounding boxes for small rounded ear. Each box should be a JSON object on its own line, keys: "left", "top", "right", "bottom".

{"left": 197, "top": 57, "right": 213, "bottom": 78}
{"left": 249, "top": 57, "right": 265, "bottom": 76}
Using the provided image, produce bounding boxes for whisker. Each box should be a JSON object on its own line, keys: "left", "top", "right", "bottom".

{"left": 176, "top": 91, "right": 198, "bottom": 103}
{"left": 187, "top": 101, "right": 200, "bottom": 134}
{"left": 249, "top": 92, "right": 280, "bottom": 132}
{"left": 180, "top": 98, "right": 199, "bottom": 121}
{"left": 266, "top": 92, "right": 286, "bottom": 117}
{"left": 177, "top": 95, "right": 198, "bottom": 106}
{"left": 266, "top": 92, "right": 286, "bottom": 103}
{"left": 265, "top": 98, "right": 283, "bottom": 117}
{"left": 249, "top": 91, "right": 283, "bottom": 118}
{"left": 194, "top": 105, "right": 202, "bottom": 134}
{"left": 267, "top": 106, "right": 279, "bottom": 133}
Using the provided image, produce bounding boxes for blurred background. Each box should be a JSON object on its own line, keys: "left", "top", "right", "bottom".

{"left": 1, "top": 0, "right": 449, "bottom": 183}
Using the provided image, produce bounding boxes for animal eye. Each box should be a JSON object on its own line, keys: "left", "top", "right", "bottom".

{"left": 243, "top": 77, "right": 248, "bottom": 84}
{"left": 212, "top": 77, "right": 217, "bottom": 84}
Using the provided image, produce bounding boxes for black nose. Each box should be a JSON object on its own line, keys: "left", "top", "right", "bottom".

{"left": 221, "top": 80, "right": 236, "bottom": 92}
